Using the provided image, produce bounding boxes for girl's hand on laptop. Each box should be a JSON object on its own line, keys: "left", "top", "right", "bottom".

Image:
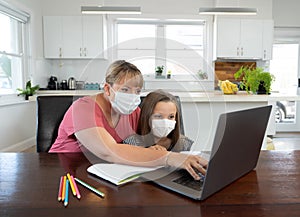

{"left": 166, "top": 152, "right": 208, "bottom": 180}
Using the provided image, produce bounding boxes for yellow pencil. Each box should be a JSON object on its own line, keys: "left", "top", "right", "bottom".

{"left": 67, "top": 173, "right": 76, "bottom": 196}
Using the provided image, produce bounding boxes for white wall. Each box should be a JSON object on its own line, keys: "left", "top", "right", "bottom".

{"left": 273, "top": 0, "right": 300, "bottom": 27}
{"left": 0, "top": 101, "right": 36, "bottom": 151}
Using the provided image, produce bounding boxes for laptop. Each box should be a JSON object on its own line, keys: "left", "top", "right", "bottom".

{"left": 141, "top": 105, "right": 272, "bottom": 200}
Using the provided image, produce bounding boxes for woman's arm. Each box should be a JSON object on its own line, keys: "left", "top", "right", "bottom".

{"left": 75, "top": 127, "right": 207, "bottom": 179}
{"left": 75, "top": 127, "right": 168, "bottom": 167}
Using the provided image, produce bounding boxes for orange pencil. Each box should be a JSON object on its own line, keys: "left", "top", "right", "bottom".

{"left": 61, "top": 176, "right": 67, "bottom": 201}
{"left": 57, "top": 176, "right": 64, "bottom": 201}
{"left": 67, "top": 173, "right": 76, "bottom": 196}
{"left": 71, "top": 175, "right": 81, "bottom": 199}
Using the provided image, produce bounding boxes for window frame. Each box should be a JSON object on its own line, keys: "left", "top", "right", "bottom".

{"left": 0, "top": 1, "right": 30, "bottom": 98}
{"left": 114, "top": 19, "right": 208, "bottom": 79}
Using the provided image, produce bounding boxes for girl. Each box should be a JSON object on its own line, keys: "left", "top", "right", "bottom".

{"left": 124, "top": 90, "right": 194, "bottom": 152}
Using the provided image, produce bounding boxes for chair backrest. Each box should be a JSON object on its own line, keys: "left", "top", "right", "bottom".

{"left": 36, "top": 95, "right": 184, "bottom": 152}
{"left": 36, "top": 96, "right": 82, "bottom": 152}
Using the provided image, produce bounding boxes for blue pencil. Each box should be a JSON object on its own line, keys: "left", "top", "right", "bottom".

{"left": 64, "top": 179, "right": 69, "bottom": 207}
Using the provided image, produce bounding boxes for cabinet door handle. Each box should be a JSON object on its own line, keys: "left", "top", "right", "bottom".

{"left": 241, "top": 47, "right": 243, "bottom": 56}
{"left": 264, "top": 50, "right": 266, "bottom": 59}
{"left": 59, "top": 48, "right": 62, "bottom": 58}
{"left": 84, "top": 47, "right": 87, "bottom": 56}
{"left": 237, "top": 47, "right": 239, "bottom": 56}
{"left": 80, "top": 48, "right": 82, "bottom": 56}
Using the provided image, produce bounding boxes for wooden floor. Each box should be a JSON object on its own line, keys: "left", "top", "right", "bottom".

{"left": 269, "top": 132, "right": 300, "bottom": 150}
{"left": 22, "top": 146, "right": 36, "bottom": 153}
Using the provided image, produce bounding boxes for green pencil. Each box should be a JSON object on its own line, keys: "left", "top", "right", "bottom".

{"left": 74, "top": 177, "right": 105, "bottom": 198}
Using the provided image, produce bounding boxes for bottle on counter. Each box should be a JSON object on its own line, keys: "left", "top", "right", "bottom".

{"left": 167, "top": 70, "right": 171, "bottom": 79}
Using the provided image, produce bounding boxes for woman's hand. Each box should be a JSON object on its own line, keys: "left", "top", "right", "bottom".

{"left": 148, "top": 145, "right": 167, "bottom": 151}
{"left": 166, "top": 152, "right": 208, "bottom": 180}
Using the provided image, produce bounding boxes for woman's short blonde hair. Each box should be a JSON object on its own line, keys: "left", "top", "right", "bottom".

{"left": 105, "top": 60, "right": 143, "bottom": 87}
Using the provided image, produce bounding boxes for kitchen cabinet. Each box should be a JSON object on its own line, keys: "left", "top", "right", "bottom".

{"left": 43, "top": 16, "right": 63, "bottom": 58}
{"left": 262, "top": 20, "right": 274, "bottom": 60}
{"left": 215, "top": 18, "right": 264, "bottom": 59}
{"left": 43, "top": 16, "right": 107, "bottom": 59}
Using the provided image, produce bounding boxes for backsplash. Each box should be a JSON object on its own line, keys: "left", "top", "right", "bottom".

{"left": 214, "top": 61, "right": 256, "bottom": 89}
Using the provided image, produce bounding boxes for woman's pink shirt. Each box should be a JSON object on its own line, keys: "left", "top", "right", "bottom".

{"left": 49, "top": 96, "right": 140, "bottom": 153}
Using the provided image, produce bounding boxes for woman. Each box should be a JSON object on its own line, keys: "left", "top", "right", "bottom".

{"left": 49, "top": 60, "right": 207, "bottom": 180}
{"left": 124, "top": 90, "right": 193, "bottom": 152}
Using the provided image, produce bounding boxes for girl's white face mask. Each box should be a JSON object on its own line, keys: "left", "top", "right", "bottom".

{"left": 151, "top": 119, "right": 176, "bottom": 138}
{"left": 110, "top": 89, "right": 141, "bottom": 115}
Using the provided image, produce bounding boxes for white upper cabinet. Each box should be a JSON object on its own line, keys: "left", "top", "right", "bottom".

{"left": 262, "top": 20, "right": 274, "bottom": 60}
{"left": 215, "top": 18, "right": 241, "bottom": 58}
{"left": 82, "top": 16, "right": 106, "bottom": 59}
{"left": 43, "top": 16, "right": 107, "bottom": 59}
{"left": 239, "top": 20, "right": 263, "bottom": 59}
{"left": 61, "top": 16, "right": 82, "bottom": 58}
{"left": 215, "top": 18, "right": 273, "bottom": 60}
{"left": 43, "top": 16, "right": 63, "bottom": 58}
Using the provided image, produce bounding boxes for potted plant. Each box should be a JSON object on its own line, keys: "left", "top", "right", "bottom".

{"left": 17, "top": 80, "right": 40, "bottom": 100}
{"left": 234, "top": 65, "right": 275, "bottom": 94}
{"left": 155, "top": 65, "right": 164, "bottom": 77}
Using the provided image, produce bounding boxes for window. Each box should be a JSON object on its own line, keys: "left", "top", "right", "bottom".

{"left": 116, "top": 20, "right": 207, "bottom": 79}
{"left": 270, "top": 43, "right": 299, "bottom": 123}
{"left": 0, "top": 3, "right": 29, "bottom": 95}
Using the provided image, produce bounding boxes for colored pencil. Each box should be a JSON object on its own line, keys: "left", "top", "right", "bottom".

{"left": 57, "top": 176, "right": 64, "bottom": 201}
{"left": 71, "top": 175, "right": 81, "bottom": 199}
{"left": 67, "top": 173, "right": 76, "bottom": 196}
{"left": 74, "top": 177, "right": 105, "bottom": 198}
{"left": 64, "top": 179, "right": 69, "bottom": 207}
{"left": 61, "top": 176, "right": 67, "bottom": 201}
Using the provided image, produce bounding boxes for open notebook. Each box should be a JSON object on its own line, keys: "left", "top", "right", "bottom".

{"left": 87, "top": 163, "right": 162, "bottom": 185}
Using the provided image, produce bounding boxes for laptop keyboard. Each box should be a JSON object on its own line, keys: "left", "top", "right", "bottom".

{"left": 172, "top": 170, "right": 205, "bottom": 191}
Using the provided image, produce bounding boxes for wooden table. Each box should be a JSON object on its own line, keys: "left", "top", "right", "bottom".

{"left": 1, "top": 151, "right": 300, "bottom": 217}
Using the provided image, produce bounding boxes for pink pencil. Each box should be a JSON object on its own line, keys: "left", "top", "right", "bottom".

{"left": 71, "top": 175, "right": 81, "bottom": 199}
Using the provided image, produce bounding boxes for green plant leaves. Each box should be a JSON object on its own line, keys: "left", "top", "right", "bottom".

{"left": 234, "top": 65, "right": 275, "bottom": 94}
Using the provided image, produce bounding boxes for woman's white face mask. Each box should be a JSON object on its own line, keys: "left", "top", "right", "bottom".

{"left": 110, "top": 88, "right": 141, "bottom": 115}
{"left": 151, "top": 119, "right": 176, "bottom": 138}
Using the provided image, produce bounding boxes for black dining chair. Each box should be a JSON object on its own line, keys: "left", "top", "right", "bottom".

{"left": 36, "top": 95, "right": 185, "bottom": 152}
{"left": 36, "top": 95, "right": 82, "bottom": 152}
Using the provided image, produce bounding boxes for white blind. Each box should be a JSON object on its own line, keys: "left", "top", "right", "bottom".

{"left": 0, "top": 0, "right": 29, "bottom": 23}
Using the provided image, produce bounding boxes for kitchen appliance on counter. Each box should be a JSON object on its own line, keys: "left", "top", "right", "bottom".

{"left": 76, "top": 81, "right": 85, "bottom": 90}
{"left": 47, "top": 76, "right": 58, "bottom": 90}
{"left": 60, "top": 80, "right": 68, "bottom": 90}
{"left": 68, "top": 77, "right": 76, "bottom": 90}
